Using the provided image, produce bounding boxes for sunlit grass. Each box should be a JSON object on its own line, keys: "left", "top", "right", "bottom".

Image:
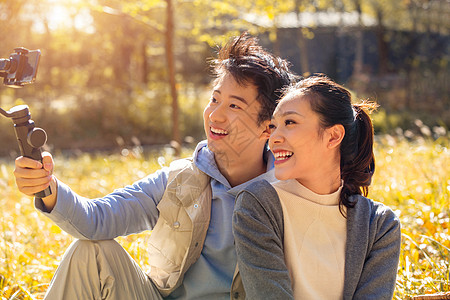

{"left": 372, "top": 134, "right": 449, "bottom": 299}
{"left": 1, "top": 135, "right": 449, "bottom": 299}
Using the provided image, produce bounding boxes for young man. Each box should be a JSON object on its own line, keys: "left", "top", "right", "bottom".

{"left": 14, "top": 33, "right": 297, "bottom": 300}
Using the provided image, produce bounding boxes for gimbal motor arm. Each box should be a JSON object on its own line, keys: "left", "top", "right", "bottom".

{"left": 0, "top": 58, "right": 14, "bottom": 73}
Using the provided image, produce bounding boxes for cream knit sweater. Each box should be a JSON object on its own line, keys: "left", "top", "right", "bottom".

{"left": 273, "top": 179, "right": 346, "bottom": 300}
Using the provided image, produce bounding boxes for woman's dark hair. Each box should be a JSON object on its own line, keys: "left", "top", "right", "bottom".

{"left": 211, "top": 32, "right": 299, "bottom": 125}
{"left": 283, "top": 74, "right": 378, "bottom": 215}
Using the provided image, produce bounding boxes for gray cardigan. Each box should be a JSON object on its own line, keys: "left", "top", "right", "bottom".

{"left": 232, "top": 180, "right": 401, "bottom": 300}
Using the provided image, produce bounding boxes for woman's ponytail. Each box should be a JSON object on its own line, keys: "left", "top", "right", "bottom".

{"left": 340, "top": 102, "right": 378, "bottom": 214}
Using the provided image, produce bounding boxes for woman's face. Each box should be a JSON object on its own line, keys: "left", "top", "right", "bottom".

{"left": 269, "top": 94, "right": 331, "bottom": 182}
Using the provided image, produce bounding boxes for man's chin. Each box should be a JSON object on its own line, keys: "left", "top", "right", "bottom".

{"left": 207, "top": 140, "right": 224, "bottom": 153}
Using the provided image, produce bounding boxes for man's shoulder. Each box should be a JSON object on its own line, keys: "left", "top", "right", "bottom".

{"left": 166, "top": 156, "right": 211, "bottom": 189}
{"left": 167, "top": 140, "right": 208, "bottom": 172}
{"left": 169, "top": 157, "right": 194, "bottom": 170}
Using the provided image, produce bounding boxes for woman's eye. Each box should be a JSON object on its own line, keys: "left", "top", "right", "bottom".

{"left": 230, "top": 104, "right": 241, "bottom": 109}
{"left": 285, "top": 119, "right": 296, "bottom": 125}
{"left": 268, "top": 124, "right": 276, "bottom": 130}
{"left": 211, "top": 97, "right": 218, "bottom": 103}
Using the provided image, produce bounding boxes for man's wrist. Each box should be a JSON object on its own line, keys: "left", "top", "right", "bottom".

{"left": 41, "top": 176, "right": 58, "bottom": 212}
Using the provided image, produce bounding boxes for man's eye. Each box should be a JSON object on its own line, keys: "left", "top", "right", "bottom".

{"left": 268, "top": 124, "right": 276, "bottom": 129}
{"left": 230, "top": 104, "right": 241, "bottom": 109}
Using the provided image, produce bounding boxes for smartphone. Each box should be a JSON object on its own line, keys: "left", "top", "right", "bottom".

{"left": 3, "top": 49, "right": 41, "bottom": 87}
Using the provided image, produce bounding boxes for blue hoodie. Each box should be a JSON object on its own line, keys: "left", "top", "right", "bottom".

{"left": 35, "top": 140, "right": 275, "bottom": 300}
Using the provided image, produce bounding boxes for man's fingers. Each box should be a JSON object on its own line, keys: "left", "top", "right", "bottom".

{"left": 15, "top": 156, "right": 42, "bottom": 169}
{"left": 17, "top": 181, "right": 51, "bottom": 196}
{"left": 41, "top": 152, "right": 54, "bottom": 172}
{"left": 14, "top": 166, "right": 50, "bottom": 179}
{"left": 14, "top": 153, "right": 55, "bottom": 197}
{"left": 15, "top": 173, "right": 52, "bottom": 196}
{"left": 16, "top": 175, "right": 52, "bottom": 187}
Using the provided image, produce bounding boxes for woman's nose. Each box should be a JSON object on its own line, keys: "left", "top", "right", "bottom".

{"left": 269, "top": 128, "right": 284, "bottom": 144}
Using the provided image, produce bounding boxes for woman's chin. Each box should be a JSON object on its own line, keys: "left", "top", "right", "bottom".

{"left": 274, "top": 170, "right": 292, "bottom": 181}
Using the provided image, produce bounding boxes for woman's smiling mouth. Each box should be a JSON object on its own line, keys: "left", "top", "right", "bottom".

{"left": 273, "top": 150, "right": 294, "bottom": 163}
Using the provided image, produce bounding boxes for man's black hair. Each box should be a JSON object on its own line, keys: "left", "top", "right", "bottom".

{"left": 211, "top": 32, "right": 299, "bottom": 125}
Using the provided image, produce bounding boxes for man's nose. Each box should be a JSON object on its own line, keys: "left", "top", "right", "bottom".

{"left": 209, "top": 104, "right": 226, "bottom": 123}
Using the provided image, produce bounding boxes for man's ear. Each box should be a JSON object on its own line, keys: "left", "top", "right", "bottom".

{"left": 327, "top": 124, "right": 345, "bottom": 149}
{"left": 259, "top": 120, "right": 272, "bottom": 140}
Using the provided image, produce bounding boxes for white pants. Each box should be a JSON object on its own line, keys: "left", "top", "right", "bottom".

{"left": 44, "top": 240, "right": 163, "bottom": 300}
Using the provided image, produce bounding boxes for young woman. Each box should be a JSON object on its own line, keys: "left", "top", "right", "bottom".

{"left": 232, "top": 75, "right": 401, "bottom": 300}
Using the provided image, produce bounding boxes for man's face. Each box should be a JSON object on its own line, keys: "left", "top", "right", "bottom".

{"left": 203, "top": 73, "right": 268, "bottom": 162}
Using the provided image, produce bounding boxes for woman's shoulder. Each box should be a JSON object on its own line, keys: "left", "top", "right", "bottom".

{"left": 349, "top": 195, "right": 401, "bottom": 227}
{"left": 239, "top": 179, "right": 279, "bottom": 205}
{"left": 238, "top": 180, "right": 281, "bottom": 208}
{"left": 236, "top": 180, "right": 285, "bottom": 232}
{"left": 351, "top": 194, "right": 395, "bottom": 213}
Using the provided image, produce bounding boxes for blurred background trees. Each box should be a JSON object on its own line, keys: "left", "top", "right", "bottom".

{"left": 0, "top": 0, "right": 448, "bottom": 156}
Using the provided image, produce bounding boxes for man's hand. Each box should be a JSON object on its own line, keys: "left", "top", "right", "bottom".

{"left": 14, "top": 151, "right": 57, "bottom": 211}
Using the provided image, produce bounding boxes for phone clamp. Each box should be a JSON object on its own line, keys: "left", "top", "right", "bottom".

{"left": 0, "top": 47, "right": 40, "bottom": 88}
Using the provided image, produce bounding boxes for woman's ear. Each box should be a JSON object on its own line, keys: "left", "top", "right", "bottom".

{"left": 327, "top": 124, "right": 345, "bottom": 149}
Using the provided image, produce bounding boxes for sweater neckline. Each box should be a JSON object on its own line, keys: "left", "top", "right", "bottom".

{"left": 273, "top": 179, "right": 343, "bottom": 206}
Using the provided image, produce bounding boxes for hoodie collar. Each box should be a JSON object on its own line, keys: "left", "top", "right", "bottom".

{"left": 193, "top": 140, "right": 276, "bottom": 194}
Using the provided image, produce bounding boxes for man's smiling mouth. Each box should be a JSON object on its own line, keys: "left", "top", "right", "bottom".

{"left": 210, "top": 127, "right": 229, "bottom": 136}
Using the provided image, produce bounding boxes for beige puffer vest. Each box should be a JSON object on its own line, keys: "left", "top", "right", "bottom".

{"left": 147, "top": 158, "right": 245, "bottom": 300}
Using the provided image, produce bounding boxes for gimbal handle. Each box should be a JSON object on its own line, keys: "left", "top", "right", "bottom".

{"left": 0, "top": 105, "right": 52, "bottom": 198}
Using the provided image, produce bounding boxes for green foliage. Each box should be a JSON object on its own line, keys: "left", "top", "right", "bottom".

{"left": 1, "top": 0, "right": 448, "bottom": 156}
{"left": 0, "top": 81, "right": 208, "bottom": 157}
{"left": 371, "top": 108, "right": 417, "bottom": 134}
{"left": 372, "top": 108, "right": 449, "bottom": 137}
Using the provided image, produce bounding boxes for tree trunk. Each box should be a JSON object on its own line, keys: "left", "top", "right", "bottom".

{"left": 405, "top": 1, "right": 419, "bottom": 109}
{"left": 352, "top": 0, "right": 364, "bottom": 77}
{"left": 141, "top": 42, "right": 148, "bottom": 84}
{"left": 295, "top": 0, "right": 310, "bottom": 76}
{"left": 165, "top": 0, "right": 181, "bottom": 156}
{"left": 272, "top": 27, "right": 281, "bottom": 57}
{"left": 375, "top": 9, "right": 389, "bottom": 75}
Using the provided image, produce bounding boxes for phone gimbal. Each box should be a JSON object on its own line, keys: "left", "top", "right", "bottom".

{"left": 1, "top": 48, "right": 51, "bottom": 198}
